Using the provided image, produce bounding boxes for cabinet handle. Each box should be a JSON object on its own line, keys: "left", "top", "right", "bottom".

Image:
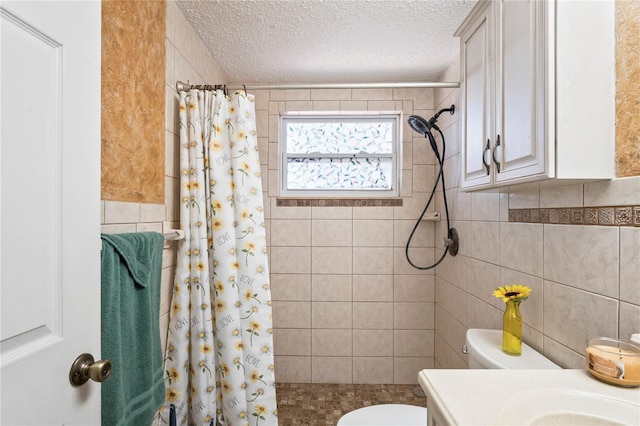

{"left": 482, "top": 139, "right": 491, "bottom": 175}
{"left": 492, "top": 134, "right": 501, "bottom": 173}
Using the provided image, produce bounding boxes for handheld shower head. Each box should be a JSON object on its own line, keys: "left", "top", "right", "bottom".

{"left": 408, "top": 114, "right": 439, "bottom": 156}
{"left": 408, "top": 105, "right": 456, "bottom": 135}
{"left": 407, "top": 115, "right": 431, "bottom": 136}
{"left": 407, "top": 104, "right": 456, "bottom": 157}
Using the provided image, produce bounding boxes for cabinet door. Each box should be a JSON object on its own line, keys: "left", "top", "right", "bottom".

{"left": 495, "top": 0, "right": 547, "bottom": 183}
{"left": 460, "top": 3, "right": 493, "bottom": 190}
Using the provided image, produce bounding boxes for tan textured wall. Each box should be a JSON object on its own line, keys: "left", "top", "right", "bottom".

{"left": 616, "top": 0, "right": 640, "bottom": 177}
{"left": 102, "top": 0, "right": 166, "bottom": 204}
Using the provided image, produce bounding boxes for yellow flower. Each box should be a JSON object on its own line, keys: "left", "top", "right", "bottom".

{"left": 200, "top": 344, "right": 212, "bottom": 354}
{"left": 493, "top": 284, "right": 531, "bottom": 303}
{"left": 166, "top": 387, "right": 180, "bottom": 402}
{"left": 244, "top": 289, "right": 254, "bottom": 301}
{"left": 168, "top": 367, "right": 179, "bottom": 381}
{"left": 250, "top": 370, "right": 261, "bottom": 383}
{"left": 212, "top": 219, "right": 224, "bottom": 231}
{"left": 215, "top": 300, "right": 227, "bottom": 312}
{"left": 221, "top": 380, "right": 232, "bottom": 393}
{"left": 249, "top": 321, "right": 261, "bottom": 331}
{"left": 254, "top": 404, "right": 268, "bottom": 415}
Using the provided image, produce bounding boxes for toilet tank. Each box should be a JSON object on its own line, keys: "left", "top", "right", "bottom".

{"left": 465, "top": 329, "right": 560, "bottom": 369}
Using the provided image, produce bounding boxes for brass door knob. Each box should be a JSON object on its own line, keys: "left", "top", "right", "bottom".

{"left": 69, "top": 353, "right": 112, "bottom": 387}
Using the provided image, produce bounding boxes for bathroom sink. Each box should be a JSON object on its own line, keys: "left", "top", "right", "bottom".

{"left": 418, "top": 369, "right": 640, "bottom": 426}
{"left": 499, "top": 389, "right": 639, "bottom": 426}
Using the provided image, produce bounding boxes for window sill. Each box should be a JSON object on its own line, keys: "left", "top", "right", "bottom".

{"left": 276, "top": 198, "right": 403, "bottom": 207}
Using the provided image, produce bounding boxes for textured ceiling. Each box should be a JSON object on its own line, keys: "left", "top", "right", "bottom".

{"left": 176, "top": 0, "right": 478, "bottom": 84}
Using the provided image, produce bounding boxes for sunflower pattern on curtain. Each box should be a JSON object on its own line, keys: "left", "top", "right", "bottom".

{"left": 160, "top": 89, "right": 277, "bottom": 426}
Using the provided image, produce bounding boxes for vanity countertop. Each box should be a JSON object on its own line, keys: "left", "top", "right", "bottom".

{"left": 418, "top": 369, "right": 640, "bottom": 425}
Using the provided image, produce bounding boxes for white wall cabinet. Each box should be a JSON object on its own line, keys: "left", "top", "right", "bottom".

{"left": 457, "top": 0, "right": 615, "bottom": 191}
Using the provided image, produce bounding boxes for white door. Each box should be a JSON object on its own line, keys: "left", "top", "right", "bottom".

{"left": 0, "top": 1, "right": 102, "bottom": 424}
{"left": 494, "top": 0, "right": 546, "bottom": 183}
{"left": 459, "top": 2, "right": 494, "bottom": 190}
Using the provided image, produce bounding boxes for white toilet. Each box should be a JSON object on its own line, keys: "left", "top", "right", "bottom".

{"left": 337, "top": 403, "right": 426, "bottom": 426}
{"left": 338, "top": 329, "right": 559, "bottom": 426}
{"left": 465, "top": 328, "right": 560, "bottom": 369}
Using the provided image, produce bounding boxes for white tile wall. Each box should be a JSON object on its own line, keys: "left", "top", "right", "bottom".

{"left": 543, "top": 225, "right": 619, "bottom": 297}
{"left": 259, "top": 85, "right": 442, "bottom": 384}
{"left": 433, "top": 57, "right": 640, "bottom": 371}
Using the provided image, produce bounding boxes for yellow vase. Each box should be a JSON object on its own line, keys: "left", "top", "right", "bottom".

{"left": 502, "top": 299, "right": 522, "bottom": 355}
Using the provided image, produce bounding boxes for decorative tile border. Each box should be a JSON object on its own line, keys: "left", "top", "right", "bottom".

{"left": 276, "top": 198, "right": 403, "bottom": 207}
{"left": 509, "top": 206, "right": 640, "bottom": 226}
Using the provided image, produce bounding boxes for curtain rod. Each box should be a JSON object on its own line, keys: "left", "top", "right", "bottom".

{"left": 175, "top": 80, "right": 459, "bottom": 93}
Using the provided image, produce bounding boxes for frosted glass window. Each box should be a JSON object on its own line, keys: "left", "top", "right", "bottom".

{"left": 279, "top": 113, "right": 401, "bottom": 197}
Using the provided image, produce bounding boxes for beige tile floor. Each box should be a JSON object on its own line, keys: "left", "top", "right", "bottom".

{"left": 275, "top": 383, "right": 426, "bottom": 425}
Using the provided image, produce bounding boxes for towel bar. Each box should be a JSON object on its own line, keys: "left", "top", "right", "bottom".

{"left": 163, "top": 229, "right": 184, "bottom": 241}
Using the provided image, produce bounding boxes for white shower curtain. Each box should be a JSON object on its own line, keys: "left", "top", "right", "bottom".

{"left": 160, "top": 89, "right": 278, "bottom": 426}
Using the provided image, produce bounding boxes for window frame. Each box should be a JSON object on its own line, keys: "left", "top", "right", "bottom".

{"left": 278, "top": 111, "right": 403, "bottom": 198}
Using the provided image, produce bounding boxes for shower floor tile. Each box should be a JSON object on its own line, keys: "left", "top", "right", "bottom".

{"left": 275, "top": 383, "right": 426, "bottom": 425}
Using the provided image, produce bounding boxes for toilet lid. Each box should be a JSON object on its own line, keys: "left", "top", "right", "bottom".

{"left": 337, "top": 404, "right": 427, "bottom": 426}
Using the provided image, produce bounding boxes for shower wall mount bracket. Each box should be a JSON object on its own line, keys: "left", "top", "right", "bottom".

{"left": 444, "top": 228, "right": 460, "bottom": 256}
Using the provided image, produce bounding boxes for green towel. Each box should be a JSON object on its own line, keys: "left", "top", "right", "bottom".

{"left": 101, "top": 232, "right": 165, "bottom": 426}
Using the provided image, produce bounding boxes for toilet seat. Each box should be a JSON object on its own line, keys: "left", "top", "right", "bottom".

{"left": 337, "top": 404, "right": 427, "bottom": 426}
